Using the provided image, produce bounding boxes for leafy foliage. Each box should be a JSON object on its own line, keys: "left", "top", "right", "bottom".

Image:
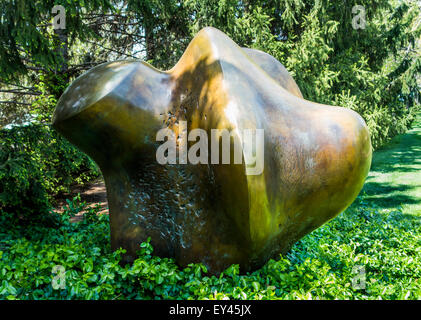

{"left": 0, "top": 0, "right": 114, "bottom": 80}
{"left": 0, "top": 193, "right": 419, "bottom": 300}
{"left": 0, "top": 124, "right": 99, "bottom": 221}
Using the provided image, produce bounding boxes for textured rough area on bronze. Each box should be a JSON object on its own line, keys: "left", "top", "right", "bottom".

{"left": 53, "top": 27, "right": 372, "bottom": 274}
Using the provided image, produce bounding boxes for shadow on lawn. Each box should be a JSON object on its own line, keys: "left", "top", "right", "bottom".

{"left": 359, "top": 115, "right": 421, "bottom": 212}
{"left": 370, "top": 145, "right": 421, "bottom": 174}
{"left": 369, "top": 117, "right": 421, "bottom": 174}
{"left": 362, "top": 181, "right": 419, "bottom": 209}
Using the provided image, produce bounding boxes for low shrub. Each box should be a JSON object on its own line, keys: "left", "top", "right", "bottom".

{"left": 0, "top": 124, "right": 99, "bottom": 221}
{"left": 0, "top": 194, "right": 419, "bottom": 300}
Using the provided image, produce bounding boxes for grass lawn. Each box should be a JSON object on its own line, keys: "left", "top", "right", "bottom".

{"left": 364, "top": 113, "right": 421, "bottom": 217}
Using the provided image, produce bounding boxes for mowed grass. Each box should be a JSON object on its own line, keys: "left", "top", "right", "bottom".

{"left": 363, "top": 114, "right": 421, "bottom": 216}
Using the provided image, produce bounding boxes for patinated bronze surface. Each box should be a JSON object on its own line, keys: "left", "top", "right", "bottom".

{"left": 52, "top": 27, "right": 372, "bottom": 274}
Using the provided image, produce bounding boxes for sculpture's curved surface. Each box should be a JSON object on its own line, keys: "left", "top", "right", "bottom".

{"left": 53, "top": 27, "right": 372, "bottom": 274}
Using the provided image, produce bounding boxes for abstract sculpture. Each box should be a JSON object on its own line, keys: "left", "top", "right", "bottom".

{"left": 52, "top": 27, "right": 372, "bottom": 274}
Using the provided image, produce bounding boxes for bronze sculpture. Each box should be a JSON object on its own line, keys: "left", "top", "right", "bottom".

{"left": 52, "top": 27, "right": 372, "bottom": 274}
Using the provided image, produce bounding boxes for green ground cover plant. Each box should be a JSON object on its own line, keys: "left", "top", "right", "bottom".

{"left": 1, "top": 115, "right": 420, "bottom": 300}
